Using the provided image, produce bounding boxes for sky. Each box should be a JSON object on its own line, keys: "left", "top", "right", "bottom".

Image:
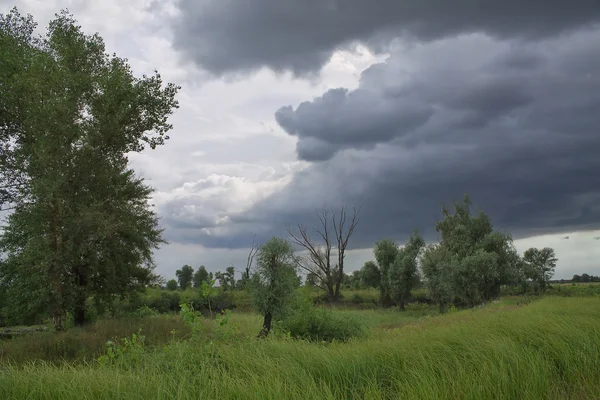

{"left": 2, "top": 0, "right": 599, "bottom": 280}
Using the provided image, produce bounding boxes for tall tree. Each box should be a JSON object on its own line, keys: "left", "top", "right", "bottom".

{"left": 176, "top": 265, "right": 194, "bottom": 290}
{"left": 374, "top": 239, "right": 398, "bottom": 306}
{"left": 388, "top": 231, "right": 425, "bottom": 310}
{"left": 193, "top": 265, "right": 209, "bottom": 288}
{"left": 523, "top": 247, "right": 557, "bottom": 293}
{"left": 0, "top": 8, "right": 179, "bottom": 329}
{"left": 250, "top": 237, "right": 299, "bottom": 337}
{"left": 288, "top": 206, "right": 360, "bottom": 300}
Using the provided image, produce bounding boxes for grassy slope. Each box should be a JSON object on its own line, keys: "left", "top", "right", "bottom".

{"left": 1, "top": 297, "right": 599, "bottom": 399}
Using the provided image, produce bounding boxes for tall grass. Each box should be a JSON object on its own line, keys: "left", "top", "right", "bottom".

{"left": 0, "top": 297, "right": 598, "bottom": 399}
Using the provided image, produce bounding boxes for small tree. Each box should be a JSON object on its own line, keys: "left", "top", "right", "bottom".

{"left": 420, "top": 244, "right": 453, "bottom": 313}
{"left": 250, "top": 237, "right": 299, "bottom": 338}
{"left": 523, "top": 247, "right": 557, "bottom": 293}
{"left": 166, "top": 280, "right": 178, "bottom": 291}
{"left": 360, "top": 261, "right": 381, "bottom": 289}
{"left": 287, "top": 205, "right": 360, "bottom": 300}
{"left": 374, "top": 239, "right": 399, "bottom": 306}
{"left": 193, "top": 265, "right": 209, "bottom": 288}
{"left": 388, "top": 231, "right": 425, "bottom": 310}
{"left": 216, "top": 266, "right": 236, "bottom": 291}
{"left": 176, "top": 265, "right": 194, "bottom": 290}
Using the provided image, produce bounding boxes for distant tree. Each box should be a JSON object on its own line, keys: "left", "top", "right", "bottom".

{"left": 388, "top": 231, "right": 425, "bottom": 310}
{"left": 374, "top": 240, "right": 399, "bottom": 306}
{"left": 420, "top": 244, "right": 453, "bottom": 313}
{"left": 348, "top": 270, "right": 362, "bottom": 289}
{"left": 176, "top": 265, "right": 194, "bottom": 290}
{"left": 305, "top": 272, "right": 319, "bottom": 287}
{"left": 193, "top": 266, "right": 209, "bottom": 288}
{"left": 166, "top": 280, "right": 178, "bottom": 291}
{"left": 581, "top": 273, "right": 591, "bottom": 283}
{"left": 572, "top": 274, "right": 581, "bottom": 282}
{"left": 432, "top": 195, "right": 521, "bottom": 306}
{"left": 215, "top": 266, "right": 236, "bottom": 291}
{"left": 250, "top": 237, "right": 299, "bottom": 337}
{"left": 287, "top": 205, "right": 360, "bottom": 300}
{"left": 523, "top": 247, "right": 557, "bottom": 292}
{"left": 360, "top": 261, "right": 381, "bottom": 289}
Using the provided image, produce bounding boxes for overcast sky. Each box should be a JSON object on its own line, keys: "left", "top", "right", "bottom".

{"left": 2, "top": 0, "right": 600, "bottom": 280}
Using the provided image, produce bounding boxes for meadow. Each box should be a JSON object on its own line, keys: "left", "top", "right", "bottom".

{"left": 1, "top": 292, "right": 599, "bottom": 399}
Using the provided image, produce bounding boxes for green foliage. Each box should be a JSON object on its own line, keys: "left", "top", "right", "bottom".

{"left": 420, "top": 244, "right": 453, "bottom": 312}
{"left": 426, "top": 195, "right": 524, "bottom": 306}
{"left": 175, "top": 265, "right": 194, "bottom": 290}
{"left": 388, "top": 231, "right": 425, "bottom": 310}
{"left": 250, "top": 237, "right": 299, "bottom": 336}
{"left": 97, "top": 330, "right": 145, "bottom": 366}
{"left": 215, "top": 266, "right": 236, "bottom": 291}
{"left": 360, "top": 261, "right": 381, "bottom": 289}
{"left": 0, "top": 7, "right": 180, "bottom": 329}
{"left": 192, "top": 265, "right": 209, "bottom": 288}
{"left": 373, "top": 239, "right": 399, "bottom": 306}
{"left": 276, "top": 297, "right": 365, "bottom": 342}
{"left": 166, "top": 280, "right": 178, "bottom": 291}
{"left": 523, "top": 247, "right": 557, "bottom": 293}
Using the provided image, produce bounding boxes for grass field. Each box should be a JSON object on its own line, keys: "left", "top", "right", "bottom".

{"left": 1, "top": 296, "right": 599, "bottom": 399}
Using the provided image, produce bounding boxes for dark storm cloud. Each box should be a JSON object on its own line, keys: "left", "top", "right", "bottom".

{"left": 172, "top": 0, "right": 600, "bottom": 75}
{"left": 162, "top": 28, "right": 600, "bottom": 249}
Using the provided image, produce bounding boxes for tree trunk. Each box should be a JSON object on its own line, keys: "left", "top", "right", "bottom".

{"left": 399, "top": 298, "right": 405, "bottom": 311}
{"left": 258, "top": 312, "right": 273, "bottom": 338}
{"left": 73, "top": 265, "right": 87, "bottom": 327}
{"left": 439, "top": 301, "right": 446, "bottom": 314}
{"left": 52, "top": 310, "right": 65, "bottom": 331}
{"left": 74, "top": 296, "right": 86, "bottom": 327}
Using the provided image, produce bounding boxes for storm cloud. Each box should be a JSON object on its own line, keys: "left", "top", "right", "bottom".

{"left": 172, "top": 0, "right": 600, "bottom": 76}
{"left": 161, "top": 26, "right": 600, "bottom": 249}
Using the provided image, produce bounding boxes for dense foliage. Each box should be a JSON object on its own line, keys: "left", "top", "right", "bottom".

{"left": 0, "top": 8, "right": 179, "bottom": 329}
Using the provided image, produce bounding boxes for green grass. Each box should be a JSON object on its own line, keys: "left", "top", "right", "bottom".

{"left": 1, "top": 296, "right": 599, "bottom": 399}
{"left": 0, "top": 315, "right": 191, "bottom": 364}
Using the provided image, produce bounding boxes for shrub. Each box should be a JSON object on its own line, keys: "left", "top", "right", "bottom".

{"left": 276, "top": 298, "right": 365, "bottom": 342}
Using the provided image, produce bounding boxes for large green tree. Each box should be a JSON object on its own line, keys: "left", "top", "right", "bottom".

{"left": 0, "top": 8, "right": 179, "bottom": 329}
{"left": 431, "top": 195, "right": 521, "bottom": 306}
{"left": 250, "top": 237, "right": 299, "bottom": 337}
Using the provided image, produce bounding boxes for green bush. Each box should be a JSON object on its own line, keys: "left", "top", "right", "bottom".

{"left": 276, "top": 298, "right": 365, "bottom": 342}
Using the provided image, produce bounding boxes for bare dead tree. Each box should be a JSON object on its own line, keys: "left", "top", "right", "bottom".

{"left": 244, "top": 235, "right": 262, "bottom": 281}
{"left": 287, "top": 205, "right": 360, "bottom": 300}
{"left": 332, "top": 205, "right": 361, "bottom": 297}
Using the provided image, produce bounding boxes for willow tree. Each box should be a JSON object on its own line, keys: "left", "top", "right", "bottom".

{"left": 0, "top": 8, "right": 179, "bottom": 329}
{"left": 250, "top": 237, "right": 298, "bottom": 338}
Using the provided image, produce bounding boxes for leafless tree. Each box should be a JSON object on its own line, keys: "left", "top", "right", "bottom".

{"left": 287, "top": 205, "right": 360, "bottom": 299}
{"left": 244, "top": 235, "right": 262, "bottom": 282}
